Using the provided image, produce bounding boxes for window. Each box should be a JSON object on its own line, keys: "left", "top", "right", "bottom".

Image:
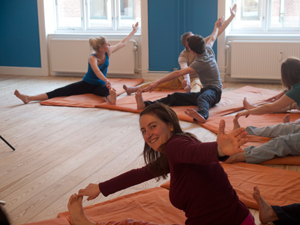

{"left": 230, "top": 0, "right": 300, "bottom": 33}
{"left": 55, "top": 0, "right": 141, "bottom": 32}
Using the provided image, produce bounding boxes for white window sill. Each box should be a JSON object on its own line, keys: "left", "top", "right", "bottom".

{"left": 226, "top": 33, "right": 300, "bottom": 40}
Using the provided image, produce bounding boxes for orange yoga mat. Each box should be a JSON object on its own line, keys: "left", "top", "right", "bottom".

{"left": 200, "top": 113, "right": 300, "bottom": 165}
{"left": 95, "top": 86, "right": 282, "bottom": 122}
{"left": 20, "top": 218, "right": 70, "bottom": 225}
{"left": 58, "top": 187, "right": 186, "bottom": 225}
{"left": 40, "top": 78, "right": 144, "bottom": 108}
{"left": 160, "top": 162, "right": 300, "bottom": 210}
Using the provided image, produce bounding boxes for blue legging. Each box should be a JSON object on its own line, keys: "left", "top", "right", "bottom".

{"left": 46, "top": 80, "right": 109, "bottom": 99}
{"left": 144, "top": 86, "right": 222, "bottom": 120}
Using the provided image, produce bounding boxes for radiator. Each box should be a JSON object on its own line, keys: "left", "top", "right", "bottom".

{"left": 49, "top": 38, "right": 138, "bottom": 75}
{"left": 230, "top": 40, "right": 300, "bottom": 80}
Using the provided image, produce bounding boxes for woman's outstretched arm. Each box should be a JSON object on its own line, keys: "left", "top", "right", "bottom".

{"left": 109, "top": 22, "right": 139, "bottom": 54}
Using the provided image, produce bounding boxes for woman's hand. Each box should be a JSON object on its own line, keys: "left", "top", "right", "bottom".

{"left": 230, "top": 4, "right": 237, "bottom": 17}
{"left": 266, "top": 91, "right": 285, "bottom": 102}
{"left": 217, "top": 120, "right": 248, "bottom": 156}
{"left": 132, "top": 22, "right": 139, "bottom": 32}
{"left": 215, "top": 17, "right": 225, "bottom": 29}
{"left": 143, "top": 81, "right": 159, "bottom": 93}
{"left": 106, "top": 79, "right": 112, "bottom": 89}
{"left": 78, "top": 183, "right": 101, "bottom": 201}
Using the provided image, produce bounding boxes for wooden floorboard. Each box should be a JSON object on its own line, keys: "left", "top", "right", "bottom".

{"left": 0, "top": 75, "right": 297, "bottom": 225}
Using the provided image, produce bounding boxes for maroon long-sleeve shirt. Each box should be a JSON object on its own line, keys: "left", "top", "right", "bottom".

{"left": 99, "top": 135, "right": 249, "bottom": 225}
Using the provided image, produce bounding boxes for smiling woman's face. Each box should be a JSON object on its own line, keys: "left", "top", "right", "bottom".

{"left": 139, "top": 114, "right": 173, "bottom": 152}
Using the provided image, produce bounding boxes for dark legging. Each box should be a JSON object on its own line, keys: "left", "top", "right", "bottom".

{"left": 144, "top": 86, "right": 222, "bottom": 120}
{"left": 273, "top": 204, "right": 300, "bottom": 225}
{"left": 46, "top": 80, "right": 109, "bottom": 99}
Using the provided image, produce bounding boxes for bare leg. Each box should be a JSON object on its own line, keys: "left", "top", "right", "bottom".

{"left": 14, "top": 90, "right": 48, "bottom": 104}
{"left": 68, "top": 194, "right": 96, "bottom": 225}
{"left": 135, "top": 89, "right": 146, "bottom": 110}
{"left": 106, "top": 88, "right": 117, "bottom": 105}
{"left": 123, "top": 85, "right": 140, "bottom": 95}
{"left": 184, "top": 109, "right": 206, "bottom": 123}
{"left": 283, "top": 114, "right": 290, "bottom": 123}
{"left": 253, "top": 186, "right": 279, "bottom": 224}
{"left": 243, "top": 97, "right": 256, "bottom": 110}
{"left": 233, "top": 117, "right": 241, "bottom": 130}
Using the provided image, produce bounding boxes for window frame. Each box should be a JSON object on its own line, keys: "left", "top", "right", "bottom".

{"left": 54, "top": 0, "right": 141, "bottom": 34}
{"left": 229, "top": 0, "right": 300, "bottom": 35}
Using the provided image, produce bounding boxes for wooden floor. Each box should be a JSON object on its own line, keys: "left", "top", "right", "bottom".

{"left": 0, "top": 74, "right": 298, "bottom": 225}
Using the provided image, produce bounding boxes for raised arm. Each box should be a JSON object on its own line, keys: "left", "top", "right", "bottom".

{"left": 109, "top": 22, "right": 139, "bottom": 54}
{"left": 143, "top": 67, "right": 196, "bottom": 92}
{"left": 206, "top": 17, "right": 225, "bottom": 47}
{"left": 178, "top": 54, "right": 191, "bottom": 88}
{"left": 204, "top": 4, "right": 237, "bottom": 43}
{"left": 235, "top": 95, "right": 296, "bottom": 118}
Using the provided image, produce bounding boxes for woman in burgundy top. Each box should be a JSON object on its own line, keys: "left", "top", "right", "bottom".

{"left": 68, "top": 103, "right": 255, "bottom": 225}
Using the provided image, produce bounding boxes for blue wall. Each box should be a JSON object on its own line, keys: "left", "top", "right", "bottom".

{"left": 0, "top": 0, "right": 41, "bottom": 67}
{"left": 148, "top": 0, "right": 218, "bottom": 71}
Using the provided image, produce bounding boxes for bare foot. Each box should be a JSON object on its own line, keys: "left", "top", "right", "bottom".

{"left": 135, "top": 89, "right": 146, "bottom": 110}
{"left": 233, "top": 117, "right": 241, "bottom": 131}
{"left": 14, "top": 90, "right": 29, "bottom": 104}
{"left": 123, "top": 85, "right": 139, "bottom": 95}
{"left": 283, "top": 114, "right": 290, "bottom": 123}
{"left": 225, "top": 152, "right": 246, "bottom": 163}
{"left": 107, "top": 88, "right": 117, "bottom": 105}
{"left": 253, "top": 186, "right": 279, "bottom": 224}
{"left": 68, "top": 194, "right": 95, "bottom": 225}
{"left": 243, "top": 97, "right": 256, "bottom": 110}
{"left": 184, "top": 109, "right": 206, "bottom": 123}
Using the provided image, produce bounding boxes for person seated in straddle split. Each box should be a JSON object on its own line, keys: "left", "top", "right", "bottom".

{"left": 134, "top": 17, "right": 224, "bottom": 124}
{"left": 14, "top": 23, "right": 139, "bottom": 106}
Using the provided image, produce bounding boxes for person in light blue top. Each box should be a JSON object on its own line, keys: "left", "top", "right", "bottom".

{"left": 14, "top": 23, "right": 139, "bottom": 105}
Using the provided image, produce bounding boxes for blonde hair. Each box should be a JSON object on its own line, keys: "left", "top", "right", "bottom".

{"left": 89, "top": 36, "right": 107, "bottom": 52}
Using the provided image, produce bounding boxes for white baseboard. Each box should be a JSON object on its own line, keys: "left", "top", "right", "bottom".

{"left": 0, "top": 66, "right": 48, "bottom": 76}
{"left": 223, "top": 74, "right": 281, "bottom": 84}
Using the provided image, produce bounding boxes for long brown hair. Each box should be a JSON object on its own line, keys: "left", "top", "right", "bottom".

{"left": 140, "top": 103, "right": 198, "bottom": 180}
{"left": 281, "top": 57, "right": 300, "bottom": 90}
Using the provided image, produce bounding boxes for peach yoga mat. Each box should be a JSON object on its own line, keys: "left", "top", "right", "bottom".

{"left": 95, "top": 86, "right": 282, "bottom": 122}
{"left": 40, "top": 78, "right": 144, "bottom": 108}
{"left": 200, "top": 113, "right": 300, "bottom": 165}
{"left": 160, "top": 162, "right": 300, "bottom": 210}
{"left": 20, "top": 218, "right": 70, "bottom": 225}
{"left": 58, "top": 187, "right": 185, "bottom": 225}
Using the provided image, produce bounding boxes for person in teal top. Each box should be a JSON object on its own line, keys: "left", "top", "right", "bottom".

{"left": 14, "top": 23, "right": 139, "bottom": 105}
{"left": 236, "top": 57, "right": 300, "bottom": 118}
